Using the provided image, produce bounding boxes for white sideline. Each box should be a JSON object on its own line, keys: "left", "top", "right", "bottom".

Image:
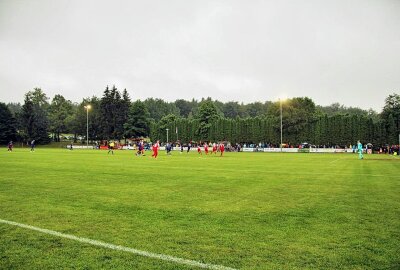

{"left": 0, "top": 218, "right": 237, "bottom": 270}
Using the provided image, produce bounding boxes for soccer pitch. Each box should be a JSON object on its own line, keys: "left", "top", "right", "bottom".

{"left": 0, "top": 149, "right": 399, "bottom": 269}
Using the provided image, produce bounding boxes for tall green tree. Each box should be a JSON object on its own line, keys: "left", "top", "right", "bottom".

{"left": 100, "top": 85, "right": 130, "bottom": 139}
{"left": 20, "top": 88, "right": 50, "bottom": 144}
{"left": 120, "top": 89, "right": 131, "bottom": 130}
{"left": 70, "top": 97, "right": 103, "bottom": 142}
{"left": 317, "top": 103, "right": 371, "bottom": 116}
{"left": 156, "top": 114, "right": 178, "bottom": 142}
{"left": 48, "top": 94, "right": 73, "bottom": 142}
{"left": 0, "top": 102, "right": 17, "bottom": 144}
{"left": 195, "top": 100, "right": 220, "bottom": 140}
{"left": 381, "top": 93, "right": 400, "bottom": 144}
{"left": 144, "top": 98, "right": 180, "bottom": 121}
{"left": 6, "top": 102, "right": 22, "bottom": 117}
{"left": 174, "top": 99, "right": 193, "bottom": 117}
{"left": 245, "top": 102, "right": 268, "bottom": 117}
{"left": 124, "top": 100, "right": 150, "bottom": 138}
{"left": 7, "top": 103, "right": 23, "bottom": 137}
{"left": 267, "top": 97, "right": 316, "bottom": 144}
{"left": 223, "top": 101, "right": 240, "bottom": 118}
{"left": 387, "top": 114, "right": 397, "bottom": 144}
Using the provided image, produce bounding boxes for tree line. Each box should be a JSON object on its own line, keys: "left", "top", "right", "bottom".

{"left": 0, "top": 86, "right": 399, "bottom": 146}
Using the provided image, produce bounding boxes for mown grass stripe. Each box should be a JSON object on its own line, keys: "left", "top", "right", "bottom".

{"left": 0, "top": 218, "right": 237, "bottom": 270}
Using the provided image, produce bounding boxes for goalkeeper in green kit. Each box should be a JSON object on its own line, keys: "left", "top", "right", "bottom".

{"left": 357, "top": 140, "right": 363, "bottom": 160}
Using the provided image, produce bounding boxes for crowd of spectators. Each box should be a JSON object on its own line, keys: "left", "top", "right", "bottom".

{"left": 378, "top": 145, "right": 399, "bottom": 155}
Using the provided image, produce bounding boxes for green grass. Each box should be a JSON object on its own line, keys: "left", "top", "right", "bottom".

{"left": 0, "top": 149, "right": 399, "bottom": 269}
{"left": 8, "top": 141, "right": 90, "bottom": 148}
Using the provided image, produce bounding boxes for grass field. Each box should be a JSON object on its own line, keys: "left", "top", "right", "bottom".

{"left": 0, "top": 149, "right": 399, "bottom": 269}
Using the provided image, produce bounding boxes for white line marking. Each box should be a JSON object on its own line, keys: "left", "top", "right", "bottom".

{"left": 329, "top": 156, "right": 346, "bottom": 164}
{"left": 0, "top": 218, "right": 237, "bottom": 270}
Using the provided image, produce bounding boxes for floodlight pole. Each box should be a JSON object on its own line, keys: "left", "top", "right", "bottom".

{"left": 166, "top": 128, "right": 169, "bottom": 143}
{"left": 280, "top": 99, "right": 283, "bottom": 152}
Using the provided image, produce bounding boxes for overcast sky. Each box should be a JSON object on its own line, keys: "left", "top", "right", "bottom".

{"left": 0, "top": 0, "right": 399, "bottom": 112}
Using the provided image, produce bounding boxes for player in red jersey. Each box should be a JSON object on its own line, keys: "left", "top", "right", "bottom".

{"left": 197, "top": 144, "right": 202, "bottom": 155}
{"left": 7, "top": 141, "right": 13, "bottom": 152}
{"left": 204, "top": 143, "right": 209, "bottom": 155}
{"left": 212, "top": 143, "right": 217, "bottom": 154}
{"left": 152, "top": 140, "right": 160, "bottom": 158}
{"left": 219, "top": 143, "right": 225, "bottom": 156}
